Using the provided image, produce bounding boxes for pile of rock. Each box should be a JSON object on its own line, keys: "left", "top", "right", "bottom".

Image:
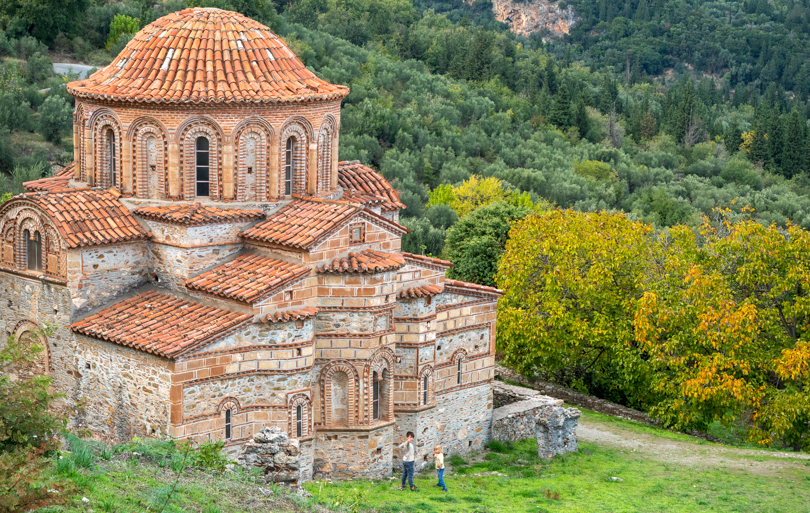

{"left": 237, "top": 426, "right": 301, "bottom": 485}
{"left": 492, "top": 382, "right": 581, "bottom": 460}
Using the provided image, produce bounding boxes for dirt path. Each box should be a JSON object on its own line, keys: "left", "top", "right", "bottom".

{"left": 577, "top": 417, "right": 810, "bottom": 476}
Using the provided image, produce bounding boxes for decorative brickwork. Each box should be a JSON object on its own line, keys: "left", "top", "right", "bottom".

{"left": 128, "top": 117, "right": 169, "bottom": 199}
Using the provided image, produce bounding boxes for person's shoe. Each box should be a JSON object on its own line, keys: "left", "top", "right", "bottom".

{"left": 400, "top": 486, "right": 407, "bottom": 491}
{"left": 410, "top": 486, "right": 419, "bottom": 492}
{"left": 434, "top": 483, "right": 441, "bottom": 487}
{"left": 442, "top": 488, "right": 448, "bottom": 492}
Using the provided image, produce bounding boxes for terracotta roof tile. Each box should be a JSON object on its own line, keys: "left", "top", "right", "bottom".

{"left": 402, "top": 252, "right": 454, "bottom": 269}
{"left": 241, "top": 197, "right": 408, "bottom": 249}
{"left": 70, "top": 290, "right": 251, "bottom": 358}
{"left": 11, "top": 189, "right": 150, "bottom": 248}
{"left": 66, "top": 8, "right": 349, "bottom": 104}
{"left": 318, "top": 249, "right": 405, "bottom": 273}
{"left": 134, "top": 202, "right": 264, "bottom": 225}
{"left": 445, "top": 279, "right": 504, "bottom": 296}
{"left": 398, "top": 284, "right": 443, "bottom": 299}
{"left": 185, "top": 253, "right": 309, "bottom": 303}
{"left": 23, "top": 162, "right": 75, "bottom": 193}
{"left": 262, "top": 307, "right": 320, "bottom": 323}
{"left": 338, "top": 161, "right": 405, "bottom": 211}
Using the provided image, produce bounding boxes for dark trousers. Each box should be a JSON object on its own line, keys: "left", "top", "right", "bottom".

{"left": 401, "top": 461, "right": 414, "bottom": 488}
{"left": 437, "top": 468, "right": 446, "bottom": 489}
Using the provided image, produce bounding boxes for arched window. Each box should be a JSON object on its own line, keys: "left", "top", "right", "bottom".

{"left": 372, "top": 371, "right": 380, "bottom": 421}
{"left": 331, "top": 370, "right": 349, "bottom": 426}
{"left": 423, "top": 375, "right": 429, "bottom": 405}
{"left": 457, "top": 358, "right": 463, "bottom": 385}
{"left": 106, "top": 128, "right": 117, "bottom": 187}
{"left": 224, "top": 408, "right": 232, "bottom": 439}
{"left": 195, "top": 137, "right": 210, "bottom": 197}
{"left": 25, "top": 230, "right": 41, "bottom": 271}
{"left": 296, "top": 404, "right": 303, "bottom": 438}
{"left": 284, "top": 137, "right": 296, "bottom": 196}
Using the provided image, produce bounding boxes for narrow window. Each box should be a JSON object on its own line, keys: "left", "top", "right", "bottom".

{"left": 195, "top": 137, "right": 210, "bottom": 197}
{"left": 423, "top": 375, "right": 429, "bottom": 405}
{"left": 457, "top": 359, "right": 462, "bottom": 385}
{"left": 107, "top": 129, "right": 116, "bottom": 187}
{"left": 225, "top": 408, "right": 232, "bottom": 439}
{"left": 284, "top": 137, "right": 295, "bottom": 195}
{"left": 26, "top": 230, "right": 41, "bottom": 271}
{"left": 296, "top": 404, "right": 303, "bottom": 438}
{"left": 372, "top": 372, "right": 380, "bottom": 421}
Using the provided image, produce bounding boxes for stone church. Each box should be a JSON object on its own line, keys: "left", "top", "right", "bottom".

{"left": 0, "top": 8, "right": 500, "bottom": 479}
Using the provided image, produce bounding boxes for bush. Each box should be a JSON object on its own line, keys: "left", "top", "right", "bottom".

{"left": 37, "top": 95, "right": 73, "bottom": 143}
{"left": 25, "top": 52, "right": 52, "bottom": 84}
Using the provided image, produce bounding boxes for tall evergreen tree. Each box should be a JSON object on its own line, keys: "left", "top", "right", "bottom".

{"left": 635, "top": 0, "right": 650, "bottom": 21}
{"left": 768, "top": 112, "right": 785, "bottom": 175}
{"left": 550, "top": 81, "right": 572, "bottom": 129}
{"left": 544, "top": 58, "right": 558, "bottom": 95}
{"left": 783, "top": 110, "right": 806, "bottom": 178}
{"left": 575, "top": 99, "right": 591, "bottom": 140}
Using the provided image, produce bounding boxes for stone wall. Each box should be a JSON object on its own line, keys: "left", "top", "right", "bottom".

{"left": 67, "top": 243, "right": 151, "bottom": 313}
{"left": 238, "top": 426, "right": 302, "bottom": 485}
{"left": 491, "top": 382, "right": 580, "bottom": 460}
{"left": 312, "top": 423, "right": 394, "bottom": 479}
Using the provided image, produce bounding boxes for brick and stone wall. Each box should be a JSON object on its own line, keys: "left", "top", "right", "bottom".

{"left": 67, "top": 242, "right": 151, "bottom": 313}
{"left": 312, "top": 423, "right": 394, "bottom": 479}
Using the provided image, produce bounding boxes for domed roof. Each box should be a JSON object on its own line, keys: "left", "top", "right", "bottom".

{"left": 67, "top": 8, "right": 349, "bottom": 104}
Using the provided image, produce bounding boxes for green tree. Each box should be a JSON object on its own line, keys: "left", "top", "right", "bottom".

{"left": 446, "top": 201, "right": 530, "bottom": 287}
{"left": 782, "top": 111, "right": 805, "bottom": 179}
{"left": 106, "top": 14, "right": 140, "bottom": 51}
{"left": 37, "top": 95, "right": 72, "bottom": 143}
{"left": 549, "top": 81, "right": 572, "bottom": 129}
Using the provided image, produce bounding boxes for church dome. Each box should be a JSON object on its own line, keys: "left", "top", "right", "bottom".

{"left": 67, "top": 8, "right": 349, "bottom": 104}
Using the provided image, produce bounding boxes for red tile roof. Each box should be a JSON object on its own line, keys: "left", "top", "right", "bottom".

{"left": 134, "top": 202, "right": 264, "bottom": 226}
{"left": 66, "top": 8, "right": 349, "bottom": 104}
{"left": 318, "top": 249, "right": 405, "bottom": 273}
{"left": 70, "top": 290, "right": 251, "bottom": 358}
{"left": 402, "top": 252, "right": 454, "bottom": 269}
{"left": 6, "top": 189, "right": 150, "bottom": 248}
{"left": 23, "top": 162, "right": 75, "bottom": 193}
{"left": 240, "top": 197, "right": 408, "bottom": 250}
{"left": 262, "top": 307, "right": 320, "bottom": 323}
{"left": 398, "top": 284, "right": 443, "bottom": 299}
{"left": 445, "top": 279, "right": 503, "bottom": 297}
{"left": 338, "top": 161, "right": 405, "bottom": 211}
{"left": 185, "top": 253, "right": 309, "bottom": 303}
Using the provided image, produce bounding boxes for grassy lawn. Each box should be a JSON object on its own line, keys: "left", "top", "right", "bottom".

{"left": 305, "top": 440, "right": 810, "bottom": 513}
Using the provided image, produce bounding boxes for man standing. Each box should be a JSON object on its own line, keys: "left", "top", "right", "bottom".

{"left": 398, "top": 431, "right": 417, "bottom": 491}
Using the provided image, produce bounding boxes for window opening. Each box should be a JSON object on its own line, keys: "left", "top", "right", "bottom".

{"left": 195, "top": 137, "right": 210, "bottom": 197}
{"left": 285, "top": 137, "right": 295, "bottom": 195}
{"left": 423, "top": 375, "right": 429, "bottom": 405}
{"left": 225, "top": 408, "right": 232, "bottom": 439}
{"left": 457, "top": 358, "right": 462, "bottom": 385}
{"left": 296, "top": 404, "right": 303, "bottom": 438}
{"left": 25, "top": 230, "right": 41, "bottom": 271}
{"left": 372, "top": 372, "right": 380, "bottom": 420}
{"left": 107, "top": 129, "right": 116, "bottom": 187}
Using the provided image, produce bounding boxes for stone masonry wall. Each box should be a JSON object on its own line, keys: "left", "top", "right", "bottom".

{"left": 312, "top": 423, "right": 394, "bottom": 479}
{"left": 67, "top": 243, "right": 151, "bottom": 313}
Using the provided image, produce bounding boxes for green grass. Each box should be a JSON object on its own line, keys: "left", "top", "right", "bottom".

{"left": 305, "top": 440, "right": 810, "bottom": 513}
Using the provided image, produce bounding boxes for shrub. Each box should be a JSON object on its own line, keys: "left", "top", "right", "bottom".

{"left": 37, "top": 95, "right": 73, "bottom": 143}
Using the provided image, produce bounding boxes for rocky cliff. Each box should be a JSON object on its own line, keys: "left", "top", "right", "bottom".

{"left": 479, "top": 0, "right": 576, "bottom": 38}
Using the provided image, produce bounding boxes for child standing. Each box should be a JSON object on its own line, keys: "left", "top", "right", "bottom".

{"left": 398, "top": 432, "right": 417, "bottom": 491}
{"left": 433, "top": 445, "right": 447, "bottom": 492}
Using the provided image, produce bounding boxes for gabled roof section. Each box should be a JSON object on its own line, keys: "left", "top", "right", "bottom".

{"left": 66, "top": 8, "right": 349, "bottom": 104}
{"left": 261, "top": 307, "right": 320, "bottom": 323}
{"left": 23, "top": 162, "right": 75, "bottom": 193}
{"left": 5, "top": 189, "right": 150, "bottom": 248}
{"left": 398, "top": 284, "right": 443, "bottom": 299}
{"left": 318, "top": 249, "right": 405, "bottom": 274}
{"left": 338, "top": 161, "right": 405, "bottom": 211}
{"left": 185, "top": 253, "right": 309, "bottom": 303}
{"left": 70, "top": 290, "right": 251, "bottom": 358}
{"left": 402, "top": 252, "right": 454, "bottom": 270}
{"left": 240, "top": 197, "right": 408, "bottom": 250}
{"left": 444, "top": 279, "right": 503, "bottom": 298}
{"left": 133, "top": 203, "right": 264, "bottom": 226}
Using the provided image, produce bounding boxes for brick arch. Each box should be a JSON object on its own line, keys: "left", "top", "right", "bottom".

{"left": 451, "top": 348, "right": 467, "bottom": 386}
{"left": 217, "top": 397, "right": 241, "bottom": 413}
{"left": 317, "top": 114, "right": 337, "bottom": 193}
{"left": 178, "top": 117, "right": 223, "bottom": 201}
{"left": 13, "top": 320, "right": 50, "bottom": 376}
{"left": 451, "top": 348, "right": 468, "bottom": 363}
{"left": 42, "top": 225, "right": 64, "bottom": 278}
{"left": 367, "top": 347, "right": 396, "bottom": 423}
{"left": 74, "top": 103, "right": 85, "bottom": 180}
{"left": 233, "top": 119, "right": 273, "bottom": 202}
{"left": 1, "top": 218, "right": 15, "bottom": 267}
{"left": 279, "top": 117, "right": 313, "bottom": 197}
{"left": 129, "top": 119, "right": 168, "bottom": 200}
{"left": 418, "top": 365, "right": 434, "bottom": 406}
{"left": 319, "top": 361, "right": 360, "bottom": 428}
{"left": 15, "top": 209, "right": 44, "bottom": 271}
{"left": 288, "top": 393, "right": 311, "bottom": 438}
{"left": 90, "top": 110, "right": 122, "bottom": 189}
